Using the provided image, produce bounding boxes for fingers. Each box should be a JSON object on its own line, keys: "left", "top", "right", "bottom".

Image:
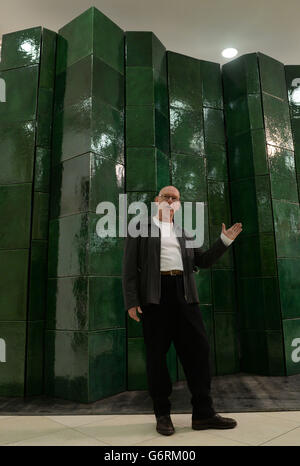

{"left": 128, "top": 306, "right": 142, "bottom": 322}
{"left": 137, "top": 306, "right": 143, "bottom": 314}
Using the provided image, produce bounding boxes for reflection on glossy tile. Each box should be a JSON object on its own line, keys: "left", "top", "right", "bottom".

{"left": 171, "top": 152, "right": 206, "bottom": 201}
{"left": 26, "top": 321, "right": 44, "bottom": 395}
{"left": 169, "top": 106, "right": 204, "bottom": 156}
{"left": 0, "top": 27, "right": 42, "bottom": 71}
{"left": 262, "top": 93, "right": 294, "bottom": 150}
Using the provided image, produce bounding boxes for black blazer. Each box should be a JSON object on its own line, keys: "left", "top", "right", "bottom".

{"left": 122, "top": 215, "right": 231, "bottom": 311}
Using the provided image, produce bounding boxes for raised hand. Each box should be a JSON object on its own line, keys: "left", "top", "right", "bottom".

{"left": 222, "top": 222, "right": 242, "bottom": 240}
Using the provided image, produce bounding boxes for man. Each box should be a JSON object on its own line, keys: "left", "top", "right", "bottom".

{"left": 122, "top": 185, "right": 242, "bottom": 436}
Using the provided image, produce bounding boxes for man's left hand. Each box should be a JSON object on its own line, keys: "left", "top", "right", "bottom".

{"left": 222, "top": 222, "right": 242, "bottom": 240}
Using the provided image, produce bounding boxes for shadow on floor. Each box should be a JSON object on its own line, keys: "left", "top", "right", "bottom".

{"left": 1, "top": 373, "right": 300, "bottom": 415}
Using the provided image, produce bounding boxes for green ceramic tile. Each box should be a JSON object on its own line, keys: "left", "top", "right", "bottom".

{"left": 32, "top": 192, "right": 49, "bottom": 240}
{"left": 227, "top": 129, "right": 268, "bottom": 181}
{"left": 48, "top": 214, "right": 89, "bottom": 278}
{"left": 0, "top": 321, "right": 26, "bottom": 396}
{"left": 127, "top": 337, "right": 147, "bottom": 390}
{"left": 212, "top": 270, "right": 236, "bottom": 311}
{"left": 214, "top": 313, "right": 239, "bottom": 374}
{"left": 171, "top": 153, "right": 206, "bottom": 201}
{"left": 203, "top": 108, "right": 225, "bottom": 145}
{"left": 267, "top": 144, "right": 295, "bottom": 176}
{"left": 235, "top": 233, "right": 277, "bottom": 278}
{"left": 278, "top": 258, "right": 300, "bottom": 319}
{"left": 44, "top": 329, "right": 89, "bottom": 400}
{"left": 126, "top": 66, "right": 154, "bottom": 106}
{"left": 89, "top": 276, "right": 125, "bottom": 330}
{"left": 0, "top": 65, "right": 39, "bottom": 122}
{"left": 126, "top": 31, "right": 166, "bottom": 72}
{"left": 167, "top": 51, "right": 202, "bottom": 111}
{"left": 57, "top": 7, "right": 124, "bottom": 75}
{"left": 0, "top": 27, "right": 41, "bottom": 70}
{"left": 255, "top": 175, "right": 273, "bottom": 232}
{"left": 52, "top": 98, "right": 124, "bottom": 166}
{"left": 39, "top": 28, "right": 57, "bottom": 90}
{"left": 209, "top": 224, "right": 234, "bottom": 269}
{"left": 28, "top": 240, "right": 48, "bottom": 321}
{"left": 222, "top": 53, "right": 260, "bottom": 103}
{"left": 169, "top": 107, "right": 204, "bottom": 156}
{"left": 270, "top": 173, "right": 299, "bottom": 202}
{"left": 36, "top": 88, "right": 53, "bottom": 148}
{"left": 55, "top": 55, "right": 124, "bottom": 114}
{"left": 262, "top": 93, "right": 294, "bottom": 151}
{"left": 126, "top": 147, "right": 169, "bottom": 192}
{"left": 282, "top": 318, "right": 300, "bottom": 375}
{"left": 240, "top": 330, "right": 268, "bottom": 374}
{"left": 51, "top": 152, "right": 124, "bottom": 218}
{"left": 258, "top": 52, "right": 287, "bottom": 101}
{"left": 273, "top": 200, "right": 300, "bottom": 258}
{"left": 34, "top": 147, "right": 51, "bottom": 192}
{"left": 237, "top": 277, "right": 281, "bottom": 331}
{"left": 206, "top": 142, "right": 227, "bottom": 181}
{"left": 230, "top": 177, "right": 258, "bottom": 235}
{"left": 89, "top": 214, "right": 124, "bottom": 276}
{"left": 208, "top": 180, "right": 231, "bottom": 226}
{"left": 126, "top": 106, "right": 169, "bottom": 153}
{"left": 46, "top": 276, "right": 88, "bottom": 331}
{"left": 0, "top": 249, "right": 28, "bottom": 321}
{"left": 0, "top": 183, "right": 32, "bottom": 249}
{"left": 224, "top": 94, "right": 264, "bottom": 139}
{"left": 89, "top": 328, "right": 126, "bottom": 400}
{"left": 265, "top": 331, "right": 285, "bottom": 375}
{"left": 201, "top": 59, "right": 223, "bottom": 109}
{"left": 194, "top": 269, "right": 212, "bottom": 304}
{"left": 25, "top": 320, "right": 44, "bottom": 395}
{"left": 0, "top": 120, "right": 35, "bottom": 185}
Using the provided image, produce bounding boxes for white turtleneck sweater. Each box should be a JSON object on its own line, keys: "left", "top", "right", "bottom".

{"left": 152, "top": 215, "right": 233, "bottom": 271}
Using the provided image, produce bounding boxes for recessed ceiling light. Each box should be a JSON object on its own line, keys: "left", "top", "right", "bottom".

{"left": 222, "top": 48, "right": 238, "bottom": 58}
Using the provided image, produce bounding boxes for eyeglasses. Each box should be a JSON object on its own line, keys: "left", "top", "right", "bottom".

{"left": 159, "top": 194, "right": 179, "bottom": 202}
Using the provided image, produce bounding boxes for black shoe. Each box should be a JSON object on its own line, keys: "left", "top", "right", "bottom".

{"left": 192, "top": 413, "right": 237, "bottom": 430}
{"left": 156, "top": 415, "right": 175, "bottom": 436}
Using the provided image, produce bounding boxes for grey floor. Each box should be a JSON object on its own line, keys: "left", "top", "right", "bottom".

{"left": 1, "top": 372, "right": 300, "bottom": 415}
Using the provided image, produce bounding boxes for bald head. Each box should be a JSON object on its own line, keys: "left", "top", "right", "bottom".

{"left": 158, "top": 186, "right": 180, "bottom": 199}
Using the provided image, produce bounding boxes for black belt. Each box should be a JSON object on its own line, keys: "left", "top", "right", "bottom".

{"left": 161, "top": 270, "right": 183, "bottom": 276}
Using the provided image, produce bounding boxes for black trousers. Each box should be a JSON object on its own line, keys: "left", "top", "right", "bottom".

{"left": 140, "top": 274, "right": 215, "bottom": 419}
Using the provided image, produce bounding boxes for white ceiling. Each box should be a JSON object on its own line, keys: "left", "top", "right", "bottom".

{"left": 0, "top": 0, "right": 299, "bottom": 66}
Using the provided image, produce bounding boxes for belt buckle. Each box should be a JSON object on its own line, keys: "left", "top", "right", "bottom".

{"left": 170, "top": 270, "right": 175, "bottom": 276}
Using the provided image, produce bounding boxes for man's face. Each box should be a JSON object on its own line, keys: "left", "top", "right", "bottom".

{"left": 155, "top": 188, "right": 181, "bottom": 219}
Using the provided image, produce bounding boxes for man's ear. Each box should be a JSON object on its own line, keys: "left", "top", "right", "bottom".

{"left": 154, "top": 196, "right": 159, "bottom": 202}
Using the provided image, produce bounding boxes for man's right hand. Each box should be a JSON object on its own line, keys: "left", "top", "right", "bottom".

{"left": 128, "top": 306, "right": 143, "bottom": 322}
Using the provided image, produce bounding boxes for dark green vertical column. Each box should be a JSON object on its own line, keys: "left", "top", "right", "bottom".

{"left": 223, "top": 52, "right": 300, "bottom": 375}
{"left": 125, "top": 32, "right": 175, "bottom": 389}
{"left": 0, "top": 26, "right": 56, "bottom": 395}
{"left": 167, "top": 52, "right": 215, "bottom": 378}
{"left": 46, "top": 7, "right": 126, "bottom": 402}
{"left": 202, "top": 60, "right": 239, "bottom": 375}
{"left": 284, "top": 66, "right": 300, "bottom": 374}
